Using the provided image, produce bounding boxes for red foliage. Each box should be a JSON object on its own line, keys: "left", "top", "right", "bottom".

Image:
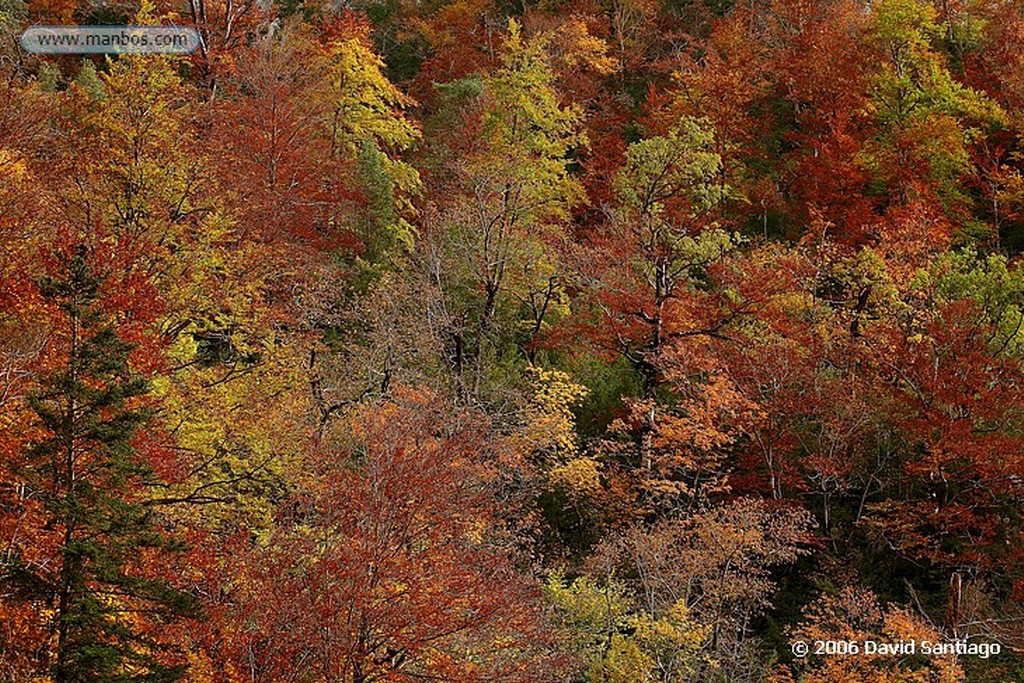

{"left": 207, "top": 388, "right": 559, "bottom": 683}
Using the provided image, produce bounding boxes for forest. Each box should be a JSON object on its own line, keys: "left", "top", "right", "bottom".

{"left": 1, "top": 0, "right": 1024, "bottom": 680}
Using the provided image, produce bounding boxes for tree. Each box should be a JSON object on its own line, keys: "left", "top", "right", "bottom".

{"left": 663, "top": 7, "right": 778, "bottom": 236}
{"left": 320, "top": 15, "right": 422, "bottom": 277}
{"left": 550, "top": 498, "right": 813, "bottom": 682}
{"left": 860, "top": 0, "right": 1005, "bottom": 233}
{"left": 1, "top": 246, "right": 197, "bottom": 682}
{"left": 212, "top": 387, "right": 558, "bottom": 683}
{"left": 546, "top": 573, "right": 710, "bottom": 683}
{"left": 775, "top": 585, "right": 965, "bottom": 683}
{"left": 425, "top": 18, "right": 586, "bottom": 401}
{"left": 575, "top": 117, "right": 735, "bottom": 398}
{"left": 858, "top": 250, "right": 1024, "bottom": 645}
{"left": 53, "top": 43, "right": 314, "bottom": 541}
{"left": 208, "top": 21, "right": 358, "bottom": 253}
{"left": 599, "top": 499, "right": 813, "bottom": 646}
{"left": 767, "top": 0, "right": 876, "bottom": 243}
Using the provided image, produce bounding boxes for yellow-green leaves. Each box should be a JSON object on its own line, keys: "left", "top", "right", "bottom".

{"left": 424, "top": 19, "right": 588, "bottom": 399}
{"left": 323, "top": 29, "right": 421, "bottom": 269}
{"left": 861, "top": 0, "right": 1006, "bottom": 212}
{"left": 546, "top": 573, "right": 711, "bottom": 683}
{"left": 325, "top": 35, "right": 420, "bottom": 158}
{"left": 614, "top": 117, "right": 736, "bottom": 292}
{"left": 479, "top": 18, "right": 587, "bottom": 224}
{"left": 864, "top": 0, "right": 1004, "bottom": 129}
{"left": 616, "top": 117, "right": 724, "bottom": 221}
{"left": 71, "top": 53, "right": 202, "bottom": 244}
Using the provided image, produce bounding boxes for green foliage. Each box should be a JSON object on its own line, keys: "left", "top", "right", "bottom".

{"left": 73, "top": 61, "right": 106, "bottom": 100}
{"left": 325, "top": 31, "right": 421, "bottom": 260}
{"left": 913, "top": 249, "right": 1024, "bottom": 355}
{"left": 423, "top": 77, "right": 483, "bottom": 149}
{"left": 352, "top": 138, "right": 417, "bottom": 281}
{"left": 37, "top": 62, "right": 61, "bottom": 91}
{"left": 614, "top": 117, "right": 737, "bottom": 292}
{"left": 566, "top": 354, "right": 645, "bottom": 436}
{"left": 861, "top": 0, "right": 1006, "bottom": 210}
{"left": 6, "top": 248, "right": 196, "bottom": 682}
{"left": 616, "top": 118, "right": 724, "bottom": 219}
{"left": 479, "top": 18, "right": 587, "bottom": 222}
{"left": 0, "top": 0, "right": 25, "bottom": 34}
{"left": 426, "top": 19, "right": 588, "bottom": 400}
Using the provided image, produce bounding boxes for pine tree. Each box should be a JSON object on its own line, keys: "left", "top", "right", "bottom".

{"left": 4, "top": 245, "right": 197, "bottom": 683}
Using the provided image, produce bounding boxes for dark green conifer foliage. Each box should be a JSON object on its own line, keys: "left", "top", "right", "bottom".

{"left": 7, "top": 246, "right": 196, "bottom": 683}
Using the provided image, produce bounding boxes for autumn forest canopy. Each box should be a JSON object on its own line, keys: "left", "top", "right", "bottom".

{"left": 3, "top": 0, "right": 1024, "bottom": 681}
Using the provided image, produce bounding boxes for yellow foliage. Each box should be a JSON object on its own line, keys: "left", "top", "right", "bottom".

{"left": 597, "top": 635, "right": 653, "bottom": 683}
{"left": 322, "top": 33, "right": 421, "bottom": 207}
{"left": 0, "top": 148, "right": 28, "bottom": 181}
{"left": 513, "top": 366, "right": 589, "bottom": 462}
{"left": 546, "top": 574, "right": 711, "bottom": 683}
{"left": 549, "top": 457, "right": 603, "bottom": 500}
